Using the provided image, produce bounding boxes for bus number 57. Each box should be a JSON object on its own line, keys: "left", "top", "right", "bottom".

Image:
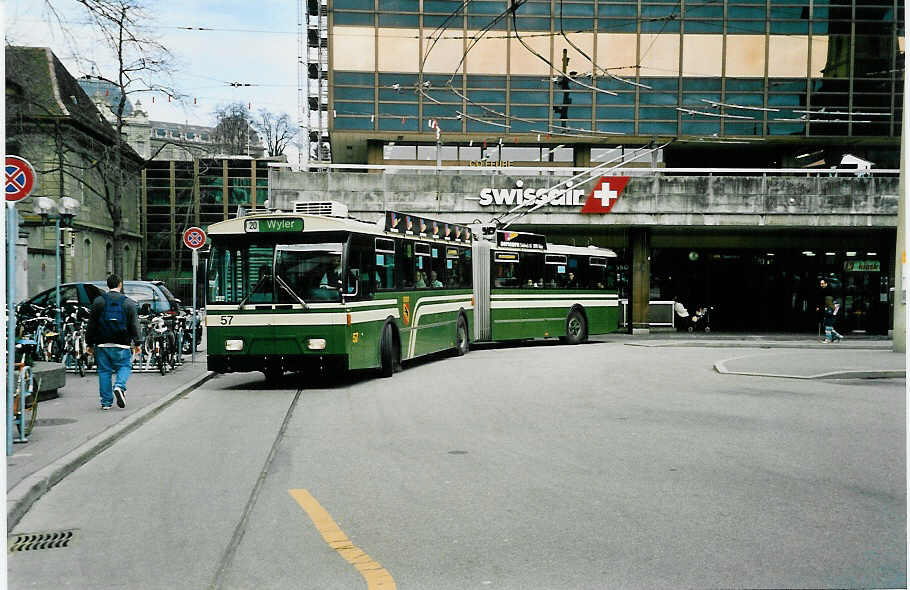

{"left": 220, "top": 316, "right": 234, "bottom": 326}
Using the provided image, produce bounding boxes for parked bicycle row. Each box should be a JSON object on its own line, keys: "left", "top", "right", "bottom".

{"left": 13, "top": 301, "right": 203, "bottom": 376}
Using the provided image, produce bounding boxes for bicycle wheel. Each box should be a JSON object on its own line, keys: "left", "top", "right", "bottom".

{"left": 22, "top": 367, "right": 37, "bottom": 437}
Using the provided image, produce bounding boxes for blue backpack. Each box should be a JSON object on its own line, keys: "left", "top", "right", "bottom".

{"left": 98, "top": 293, "right": 128, "bottom": 342}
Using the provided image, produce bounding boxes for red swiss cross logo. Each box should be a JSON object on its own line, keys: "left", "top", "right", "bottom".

{"left": 580, "top": 176, "right": 630, "bottom": 214}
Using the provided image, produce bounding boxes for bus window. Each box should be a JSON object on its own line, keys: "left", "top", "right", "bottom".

{"left": 447, "top": 247, "right": 467, "bottom": 288}
{"left": 493, "top": 251, "right": 519, "bottom": 288}
{"left": 544, "top": 254, "right": 567, "bottom": 288}
{"left": 397, "top": 239, "right": 416, "bottom": 288}
{"left": 275, "top": 243, "right": 343, "bottom": 303}
{"left": 415, "top": 242, "right": 431, "bottom": 288}
{"left": 346, "top": 235, "right": 375, "bottom": 299}
{"left": 589, "top": 256, "right": 608, "bottom": 290}
{"left": 431, "top": 246, "right": 445, "bottom": 288}
{"left": 375, "top": 238, "right": 395, "bottom": 290}
{"left": 517, "top": 252, "right": 544, "bottom": 288}
{"left": 459, "top": 248, "right": 472, "bottom": 288}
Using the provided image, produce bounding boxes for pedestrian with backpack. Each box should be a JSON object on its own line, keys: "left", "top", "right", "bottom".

{"left": 86, "top": 275, "right": 141, "bottom": 410}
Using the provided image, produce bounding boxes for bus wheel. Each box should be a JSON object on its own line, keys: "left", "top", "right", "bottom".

{"left": 380, "top": 323, "right": 397, "bottom": 378}
{"left": 455, "top": 315, "right": 469, "bottom": 356}
{"left": 565, "top": 309, "right": 588, "bottom": 344}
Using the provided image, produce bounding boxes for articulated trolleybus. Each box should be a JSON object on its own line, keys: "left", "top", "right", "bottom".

{"left": 206, "top": 201, "right": 619, "bottom": 381}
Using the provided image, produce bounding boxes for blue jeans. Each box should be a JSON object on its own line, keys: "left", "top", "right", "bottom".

{"left": 95, "top": 347, "right": 133, "bottom": 407}
{"left": 824, "top": 325, "right": 842, "bottom": 342}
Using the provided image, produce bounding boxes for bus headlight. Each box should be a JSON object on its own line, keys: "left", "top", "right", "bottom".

{"left": 307, "top": 338, "right": 327, "bottom": 350}
{"left": 225, "top": 339, "right": 244, "bottom": 351}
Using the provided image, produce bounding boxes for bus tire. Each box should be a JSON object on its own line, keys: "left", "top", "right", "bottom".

{"left": 455, "top": 314, "right": 469, "bottom": 356}
{"left": 565, "top": 309, "right": 588, "bottom": 345}
{"left": 380, "top": 323, "right": 397, "bottom": 378}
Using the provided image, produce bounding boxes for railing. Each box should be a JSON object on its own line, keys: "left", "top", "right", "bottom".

{"left": 619, "top": 300, "right": 676, "bottom": 329}
{"left": 267, "top": 162, "right": 899, "bottom": 177}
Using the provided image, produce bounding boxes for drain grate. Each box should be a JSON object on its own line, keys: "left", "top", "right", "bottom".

{"left": 9, "top": 530, "right": 76, "bottom": 552}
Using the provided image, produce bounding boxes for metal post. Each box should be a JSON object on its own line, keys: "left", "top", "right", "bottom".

{"left": 191, "top": 249, "right": 198, "bottom": 364}
{"left": 55, "top": 216, "right": 61, "bottom": 335}
{"left": 435, "top": 126, "right": 441, "bottom": 171}
{"left": 7, "top": 204, "right": 17, "bottom": 455}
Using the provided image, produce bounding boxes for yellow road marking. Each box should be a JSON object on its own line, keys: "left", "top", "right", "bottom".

{"left": 289, "top": 489, "right": 397, "bottom": 590}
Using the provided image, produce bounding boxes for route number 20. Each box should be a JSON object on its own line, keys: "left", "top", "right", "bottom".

{"left": 219, "top": 316, "right": 234, "bottom": 325}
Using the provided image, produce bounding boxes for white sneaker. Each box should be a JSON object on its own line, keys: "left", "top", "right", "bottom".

{"left": 113, "top": 386, "right": 126, "bottom": 408}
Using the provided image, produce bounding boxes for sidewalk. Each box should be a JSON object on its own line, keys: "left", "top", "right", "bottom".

{"left": 603, "top": 330, "right": 894, "bottom": 350}
{"left": 593, "top": 331, "right": 904, "bottom": 379}
{"left": 7, "top": 352, "right": 214, "bottom": 530}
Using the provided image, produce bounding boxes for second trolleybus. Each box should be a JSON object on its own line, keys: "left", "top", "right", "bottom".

{"left": 205, "top": 202, "right": 619, "bottom": 381}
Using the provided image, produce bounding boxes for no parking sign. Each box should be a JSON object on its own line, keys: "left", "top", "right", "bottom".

{"left": 182, "top": 227, "right": 206, "bottom": 364}
{"left": 6, "top": 156, "right": 37, "bottom": 202}
{"left": 183, "top": 226, "right": 206, "bottom": 250}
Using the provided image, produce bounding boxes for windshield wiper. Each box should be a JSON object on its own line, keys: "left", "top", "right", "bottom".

{"left": 275, "top": 274, "right": 308, "bottom": 309}
{"left": 238, "top": 273, "right": 271, "bottom": 310}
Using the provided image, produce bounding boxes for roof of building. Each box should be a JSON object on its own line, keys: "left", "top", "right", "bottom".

{"left": 77, "top": 77, "right": 134, "bottom": 117}
{"left": 5, "top": 46, "right": 139, "bottom": 157}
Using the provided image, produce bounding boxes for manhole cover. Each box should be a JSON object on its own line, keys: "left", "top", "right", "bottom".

{"left": 35, "top": 418, "right": 77, "bottom": 426}
{"left": 9, "top": 530, "right": 77, "bottom": 552}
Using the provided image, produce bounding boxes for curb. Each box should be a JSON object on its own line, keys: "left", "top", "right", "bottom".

{"left": 626, "top": 341, "right": 892, "bottom": 350}
{"left": 714, "top": 360, "right": 905, "bottom": 380}
{"left": 6, "top": 371, "right": 217, "bottom": 532}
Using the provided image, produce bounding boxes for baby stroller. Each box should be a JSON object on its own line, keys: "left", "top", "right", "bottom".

{"left": 688, "top": 306, "right": 712, "bottom": 333}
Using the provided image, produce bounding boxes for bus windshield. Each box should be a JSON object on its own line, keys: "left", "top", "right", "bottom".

{"left": 208, "top": 240, "right": 345, "bottom": 305}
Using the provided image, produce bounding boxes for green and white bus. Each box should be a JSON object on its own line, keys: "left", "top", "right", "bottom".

{"left": 205, "top": 202, "right": 619, "bottom": 380}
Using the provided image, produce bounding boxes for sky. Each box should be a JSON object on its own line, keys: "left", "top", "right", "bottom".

{"left": 7, "top": 0, "right": 303, "bottom": 159}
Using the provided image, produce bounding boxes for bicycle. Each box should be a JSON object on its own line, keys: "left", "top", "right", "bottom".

{"left": 144, "top": 312, "right": 173, "bottom": 375}
{"left": 12, "top": 339, "right": 40, "bottom": 442}
{"left": 60, "top": 304, "right": 92, "bottom": 377}
{"left": 17, "top": 302, "right": 60, "bottom": 362}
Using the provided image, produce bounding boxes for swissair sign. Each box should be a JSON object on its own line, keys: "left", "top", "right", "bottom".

{"left": 472, "top": 176, "right": 630, "bottom": 214}
{"left": 580, "top": 176, "right": 630, "bottom": 214}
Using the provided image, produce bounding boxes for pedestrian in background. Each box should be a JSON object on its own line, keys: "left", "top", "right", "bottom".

{"left": 86, "top": 274, "right": 141, "bottom": 410}
{"left": 822, "top": 297, "right": 844, "bottom": 343}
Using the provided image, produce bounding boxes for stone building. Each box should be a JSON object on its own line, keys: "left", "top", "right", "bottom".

{"left": 80, "top": 78, "right": 265, "bottom": 161}
{"left": 5, "top": 46, "right": 143, "bottom": 298}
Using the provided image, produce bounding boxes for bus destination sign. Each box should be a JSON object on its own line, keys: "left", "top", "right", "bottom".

{"left": 497, "top": 230, "right": 547, "bottom": 250}
{"left": 385, "top": 211, "right": 472, "bottom": 243}
{"left": 245, "top": 218, "right": 304, "bottom": 233}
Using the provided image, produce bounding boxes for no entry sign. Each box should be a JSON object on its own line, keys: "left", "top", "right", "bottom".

{"left": 5, "top": 156, "right": 37, "bottom": 202}
{"left": 183, "top": 226, "right": 206, "bottom": 250}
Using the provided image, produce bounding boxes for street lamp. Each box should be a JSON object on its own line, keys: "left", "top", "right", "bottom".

{"left": 33, "top": 196, "right": 80, "bottom": 335}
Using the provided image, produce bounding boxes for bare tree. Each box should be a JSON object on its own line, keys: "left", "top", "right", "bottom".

{"left": 213, "top": 102, "right": 257, "bottom": 155}
{"left": 254, "top": 108, "right": 297, "bottom": 157}
{"left": 40, "top": 0, "right": 182, "bottom": 277}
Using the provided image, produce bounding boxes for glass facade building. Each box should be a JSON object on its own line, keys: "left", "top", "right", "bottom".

{"left": 327, "top": 0, "right": 903, "bottom": 165}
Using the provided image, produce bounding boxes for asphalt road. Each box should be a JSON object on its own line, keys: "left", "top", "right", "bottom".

{"left": 8, "top": 341, "right": 906, "bottom": 589}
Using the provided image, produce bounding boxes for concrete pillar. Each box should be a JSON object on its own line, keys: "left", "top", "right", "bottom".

{"left": 630, "top": 228, "right": 650, "bottom": 334}
{"left": 894, "top": 125, "right": 906, "bottom": 352}
{"left": 574, "top": 145, "right": 592, "bottom": 168}
{"left": 367, "top": 140, "right": 383, "bottom": 172}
